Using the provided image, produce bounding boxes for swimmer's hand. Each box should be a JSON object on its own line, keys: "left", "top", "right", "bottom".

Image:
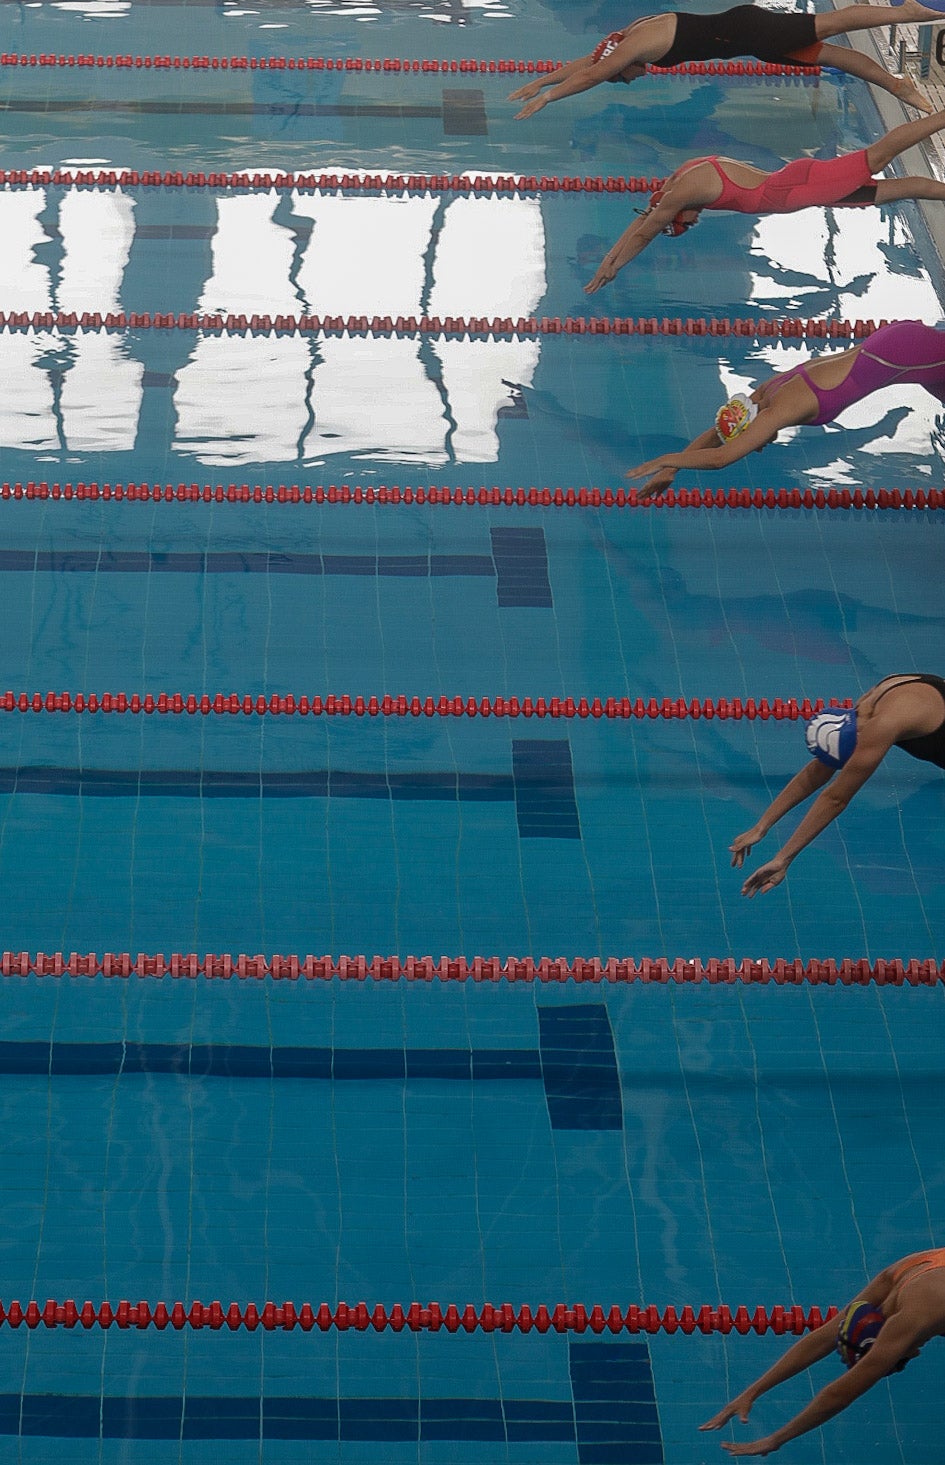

{"left": 514, "top": 94, "right": 548, "bottom": 119}
{"left": 508, "top": 78, "right": 543, "bottom": 102}
{"left": 729, "top": 825, "right": 764, "bottom": 868}
{"left": 702, "top": 1397, "right": 781, "bottom": 1455}
{"left": 719, "top": 1438, "right": 781, "bottom": 1457}
{"left": 700, "top": 1394, "right": 756, "bottom": 1433}
{"left": 740, "top": 857, "right": 788, "bottom": 898}
{"left": 584, "top": 254, "right": 620, "bottom": 293}
{"left": 624, "top": 466, "right": 675, "bottom": 499}
{"left": 625, "top": 455, "right": 684, "bottom": 495}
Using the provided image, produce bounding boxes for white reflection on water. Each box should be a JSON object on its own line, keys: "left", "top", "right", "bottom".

{"left": 0, "top": 185, "right": 545, "bottom": 465}
{"left": 293, "top": 194, "right": 439, "bottom": 317}
{"left": 222, "top": 0, "right": 513, "bottom": 18}
{"left": 176, "top": 190, "right": 545, "bottom": 466}
{"left": 176, "top": 195, "right": 311, "bottom": 465}
{"left": 0, "top": 188, "right": 142, "bottom": 453}
{"left": 52, "top": 0, "right": 130, "bottom": 16}
{"left": 739, "top": 209, "right": 945, "bottom": 481}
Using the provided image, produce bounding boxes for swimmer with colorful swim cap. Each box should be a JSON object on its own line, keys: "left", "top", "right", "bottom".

{"left": 584, "top": 110, "right": 945, "bottom": 291}
{"left": 702, "top": 1249, "right": 945, "bottom": 1455}
{"left": 509, "top": 3, "right": 939, "bottom": 119}
{"left": 728, "top": 675, "right": 945, "bottom": 897}
{"left": 626, "top": 319, "right": 945, "bottom": 498}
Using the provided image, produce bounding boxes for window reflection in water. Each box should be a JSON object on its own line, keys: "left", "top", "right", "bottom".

{"left": 0, "top": 188, "right": 142, "bottom": 454}
{"left": 220, "top": 0, "right": 512, "bottom": 19}
{"left": 0, "top": 187, "right": 546, "bottom": 466}
{"left": 175, "top": 194, "right": 313, "bottom": 465}
{"left": 746, "top": 212, "right": 945, "bottom": 477}
{"left": 175, "top": 190, "right": 545, "bottom": 466}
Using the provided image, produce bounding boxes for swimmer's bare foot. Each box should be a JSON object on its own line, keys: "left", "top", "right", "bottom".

{"left": 892, "top": 74, "right": 934, "bottom": 112}
{"left": 896, "top": 1, "right": 945, "bottom": 23}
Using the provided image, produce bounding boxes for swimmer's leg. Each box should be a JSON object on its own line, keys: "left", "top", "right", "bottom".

{"left": 866, "top": 107, "right": 945, "bottom": 168}
{"left": 815, "top": 2, "right": 945, "bottom": 34}
{"left": 874, "top": 174, "right": 945, "bottom": 201}
{"left": 815, "top": 42, "right": 932, "bottom": 111}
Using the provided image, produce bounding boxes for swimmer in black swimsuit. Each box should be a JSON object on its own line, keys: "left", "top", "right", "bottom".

{"left": 510, "top": 3, "right": 938, "bottom": 118}
{"left": 731, "top": 674, "right": 945, "bottom": 896}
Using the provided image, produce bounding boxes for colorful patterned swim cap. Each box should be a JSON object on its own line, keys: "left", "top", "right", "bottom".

{"left": 805, "top": 707, "right": 858, "bottom": 769}
{"left": 836, "top": 1302, "right": 885, "bottom": 1368}
{"left": 714, "top": 393, "right": 758, "bottom": 442}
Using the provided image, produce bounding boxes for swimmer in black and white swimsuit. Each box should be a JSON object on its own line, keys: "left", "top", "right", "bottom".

{"left": 729, "top": 674, "right": 945, "bottom": 897}
{"left": 509, "top": 3, "right": 938, "bottom": 118}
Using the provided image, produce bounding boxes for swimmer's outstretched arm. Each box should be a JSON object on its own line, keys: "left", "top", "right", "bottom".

{"left": 626, "top": 401, "right": 788, "bottom": 490}
{"left": 729, "top": 760, "right": 833, "bottom": 876}
{"left": 701, "top": 1313, "right": 841, "bottom": 1442}
{"left": 703, "top": 1311, "right": 919, "bottom": 1456}
{"left": 628, "top": 427, "right": 721, "bottom": 499}
{"left": 509, "top": 56, "right": 599, "bottom": 117}
{"left": 736, "top": 733, "right": 892, "bottom": 897}
{"left": 584, "top": 191, "right": 698, "bottom": 291}
{"left": 509, "top": 35, "right": 643, "bottom": 117}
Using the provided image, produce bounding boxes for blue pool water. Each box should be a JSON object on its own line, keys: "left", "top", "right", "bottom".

{"left": 0, "top": 1, "right": 943, "bottom": 1461}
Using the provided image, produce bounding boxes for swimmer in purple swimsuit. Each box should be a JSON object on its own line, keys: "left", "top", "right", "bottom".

{"left": 509, "top": 3, "right": 939, "bottom": 118}
{"left": 627, "top": 320, "right": 945, "bottom": 496}
{"left": 585, "top": 110, "right": 945, "bottom": 290}
{"left": 728, "top": 675, "right": 945, "bottom": 898}
{"left": 702, "top": 1249, "right": 945, "bottom": 1455}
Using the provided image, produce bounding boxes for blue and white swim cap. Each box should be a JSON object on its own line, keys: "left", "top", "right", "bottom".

{"left": 805, "top": 707, "right": 858, "bottom": 768}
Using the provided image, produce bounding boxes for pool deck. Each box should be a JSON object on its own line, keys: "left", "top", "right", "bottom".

{"left": 847, "top": 2, "right": 945, "bottom": 271}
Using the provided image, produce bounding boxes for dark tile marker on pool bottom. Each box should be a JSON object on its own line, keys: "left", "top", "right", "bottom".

{"left": 0, "top": 1039, "right": 543, "bottom": 1080}
{"left": 538, "top": 1004, "right": 623, "bottom": 1130}
{"left": 441, "top": 87, "right": 488, "bottom": 136}
{"left": 0, "top": 100, "right": 445, "bottom": 120}
{"left": 512, "top": 738, "right": 580, "bottom": 838}
{"left": 570, "top": 1341, "right": 664, "bottom": 1465}
{"left": 491, "top": 526, "right": 553, "bottom": 607}
{"left": 0, "top": 1392, "right": 576, "bottom": 1441}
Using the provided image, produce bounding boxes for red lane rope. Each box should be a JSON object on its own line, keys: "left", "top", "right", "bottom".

{"left": 0, "top": 1298, "right": 836, "bottom": 1335}
{"left": 0, "top": 691, "right": 851, "bottom": 719}
{"left": 0, "top": 53, "right": 819, "bottom": 78}
{"left": 4, "top": 481, "right": 942, "bottom": 511}
{"left": 0, "top": 167, "right": 665, "bottom": 192}
{"left": 4, "top": 953, "right": 942, "bottom": 985}
{"left": 0, "top": 309, "right": 888, "bottom": 340}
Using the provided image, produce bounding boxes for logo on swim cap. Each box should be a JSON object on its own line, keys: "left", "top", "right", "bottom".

{"left": 646, "top": 188, "right": 699, "bottom": 237}
{"left": 836, "top": 1302, "right": 884, "bottom": 1369}
{"left": 714, "top": 393, "right": 758, "bottom": 442}
{"left": 591, "top": 31, "right": 624, "bottom": 64}
{"left": 805, "top": 708, "right": 858, "bottom": 768}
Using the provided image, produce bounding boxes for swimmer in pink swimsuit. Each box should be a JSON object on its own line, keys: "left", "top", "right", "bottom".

{"left": 702, "top": 1249, "right": 945, "bottom": 1456}
{"left": 627, "top": 320, "right": 945, "bottom": 497}
{"left": 585, "top": 108, "right": 945, "bottom": 291}
{"left": 509, "top": 3, "right": 939, "bottom": 119}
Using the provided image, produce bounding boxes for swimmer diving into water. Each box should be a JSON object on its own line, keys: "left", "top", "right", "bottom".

{"left": 584, "top": 110, "right": 945, "bottom": 290}
{"left": 627, "top": 317, "right": 943, "bottom": 495}
{"left": 626, "top": 320, "right": 945, "bottom": 497}
{"left": 509, "top": 3, "right": 939, "bottom": 119}
{"left": 729, "top": 675, "right": 945, "bottom": 897}
{"left": 702, "top": 1248, "right": 945, "bottom": 1455}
